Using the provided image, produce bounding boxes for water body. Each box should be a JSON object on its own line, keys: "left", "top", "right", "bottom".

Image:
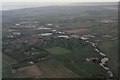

{"left": 85, "top": 40, "right": 113, "bottom": 78}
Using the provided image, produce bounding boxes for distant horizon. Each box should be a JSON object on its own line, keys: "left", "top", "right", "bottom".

{"left": 2, "top": 2, "right": 118, "bottom": 11}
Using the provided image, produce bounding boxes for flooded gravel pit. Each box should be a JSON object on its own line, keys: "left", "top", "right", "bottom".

{"left": 85, "top": 40, "right": 113, "bottom": 78}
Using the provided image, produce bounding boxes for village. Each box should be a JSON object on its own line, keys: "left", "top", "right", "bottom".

{"left": 2, "top": 20, "right": 117, "bottom": 78}
{"left": 2, "top": 2, "right": 118, "bottom": 78}
{"left": 6, "top": 20, "right": 116, "bottom": 43}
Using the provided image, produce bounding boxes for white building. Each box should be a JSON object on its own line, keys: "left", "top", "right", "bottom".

{"left": 40, "top": 33, "right": 53, "bottom": 36}
{"left": 47, "top": 24, "right": 53, "bottom": 26}
{"left": 83, "top": 35, "right": 95, "bottom": 38}
{"left": 15, "top": 24, "right": 20, "bottom": 26}
{"left": 100, "top": 20, "right": 113, "bottom": 23}
{"left": 71, "top": 35, "right": 79, "bottom": 38}
{"left": 12, "top": 32, "right": 21, "bottom": 35}
{"left": 58, "top": 35, "right": 69, "bottom": 39}
{"left": 80, "top": 37, "right": 89, "bottom": 40}
{"left": 57, "top": 31, "right": 65, "bottom": 34}
{"left": 52, "top": 30, "right": 57, "bottom": 32}
{"left": 37, "top": 27, "right": 51, "bottom": 30}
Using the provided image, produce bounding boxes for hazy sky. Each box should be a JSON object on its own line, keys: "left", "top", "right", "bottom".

{"left": 2, "top": 0, "right": 119, "bottom": 2}
{"left": 2, "top": 3, "right": 72, "bottom": 10}
{"left": 1, "top": 0, "right": 119, "bottom": 10}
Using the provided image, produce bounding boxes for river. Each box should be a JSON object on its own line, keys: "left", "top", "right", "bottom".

{"left": 84, "top": 40, "right": 113, "bottom": 78}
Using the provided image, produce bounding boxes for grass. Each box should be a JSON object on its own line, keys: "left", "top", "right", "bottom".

{"left": 46, "top": 47, "right": 71, "bottom": 54}
{"left": 36, "top": 59, "right": 79, "bottom": 78}
{"left": 2, "top": 54, "right": 18, "bottom": 78}
{"left": 2, "top": 60, "right": 13, "bottom": 78}
{"left": 2, "top": 54, "right": 33, "bottom": 78}
{"left": 46, "top": 46, "right": 105, "bottom": 78}
{"left": 98, "top": 40, "right": 118, "bottom": 77}
{"left": 2, "top": 54, "right": 17, "bottom": 64}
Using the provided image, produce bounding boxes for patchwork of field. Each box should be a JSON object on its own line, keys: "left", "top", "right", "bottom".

{"left": 2, "top": 54, "right": 31, "bottom": 78}
{"left": 17, "top": 64, "right": 42, "bottom": 78}
{"left": 46, "top": 46, "right": 105, "bottom": 78}
{"left": 2, "top": 46, "right": 105, "bottom": 78}
{"left": 36, "top": 59, "right": 80, "bottom": 78}
{"left": 2, "top": 49, "right": 79, "bottom": 78}
{"left": 13, "top": 59, "right": 80, "bottom": 78}
{"left": 2, "top": 3, "right": 118, "bottom": 78}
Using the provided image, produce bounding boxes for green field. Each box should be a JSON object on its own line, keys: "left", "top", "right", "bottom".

{"left": 46, "top": 46, "right": 105, "bottom": 77}
{"left": 2, "top": 54, "right": 18, "bottom": 78}
{"left": 36, "top": 59, "right": 79, "bottom": 78}
{"left": 98, "top": 40, "right": 118, "bottom": 77}
{"left": 46, "top": 47, "right": 71, "bottom": 54}
{"left": 2, "top": 60, "right": 13, "bottom": 78}
{"left": 2, "top": 54, "right": 17, "bottom": 64}
{"left": 2, "top": 3, "right": 118, "bottom": 78}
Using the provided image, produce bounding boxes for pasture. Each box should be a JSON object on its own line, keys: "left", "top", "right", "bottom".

{"left": 98, "top": 40, "right": 118, "bottom": 77}
{"left": 36, "top": 59, "right": 80, "bottom": 78}
{"left": 46, "top": 46, "right": 105, "bottom": 77}
{"left": 46, "top": 47, "right": 71, "bottom": 54}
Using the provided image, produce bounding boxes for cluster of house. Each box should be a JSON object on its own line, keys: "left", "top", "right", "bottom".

{"left": 9, "top": 21, "right": 117, "bottom": 44}
{"left": 7, "top": 21, "right": 99, "bottom": 44}
{"left": 13, "top": 21, "right": 60, "bottom": 29}
{"left": 7, "top": 32, "right": 21, "bottom": 38}
{"left": 7, "top": 29, "right": 96, "bottom": 42}
{"left": 100, "top": 19, "right": 117, "bottom": 24}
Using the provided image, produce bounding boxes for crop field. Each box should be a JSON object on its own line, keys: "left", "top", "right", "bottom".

{"left": 2, "top": 54, "right": 17, "bottom": 78}
{"left": 13, "top": 71, "right": 34, "bottom": 78}
{"left": 2, "top": 54, "right": 17, "bottom": 64}
{"left": 98, "top": 40, "right": 118, "bottom": 77}
{"left": 46, "top": 47, "right": 71, "bottom": 54}
{"left": 17, "top": 64, "right": 42, "bottom": 78}
{"left": 36, "top": 59, "right": 79, "bottom": 78}
{"left": 2, "top": 2, "right": 118, "bottom": 78}
{"left": 2, "top": 60, "right": 13, "bottom": 78}
{"left": 46, "top": 46, "right": 105, "bottom": 77}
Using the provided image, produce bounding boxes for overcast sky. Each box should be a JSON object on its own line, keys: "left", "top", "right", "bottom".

{"left": 2, "top": 0, "right": 119, "bottom": 2}
{"left": 1, "top": 0, "right": 119, "bottom": 10}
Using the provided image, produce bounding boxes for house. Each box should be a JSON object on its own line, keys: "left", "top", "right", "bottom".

{"left": 37, "top": 27, "right": 51, "bottom": 30}
{"left": 12, "top": 32, "right": 21, "bottom": 35}
{"left": 15, "top": 24, "right": 20, "bottom": 26}
{"left": 40, "top": 33, "right": 53, "bottom": 36}
{"left": 80, "top": 36, "right": 89, "bottom": 40}
{"left": 58, "top": 35, "right": 69, "bottom": 39}
{"left": 56, "top": 31, "right": 65, "bottom": 34}
{"left": 71, "top": 35, "right": 79, "bottom": 38}
{"left": 52, "top": 30, "right": 57, "bottom": 32}
{"left": 83, "top": 35, "right": 95, "bottom": 38}
{"left": 7, "top": 35, "right": 14, "bottom": 38}
{"left": 47, "top": 24, "right": 53, "bottom": 26}
{"left": 100, "top": 20, "right": 115, "bottom": 23}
